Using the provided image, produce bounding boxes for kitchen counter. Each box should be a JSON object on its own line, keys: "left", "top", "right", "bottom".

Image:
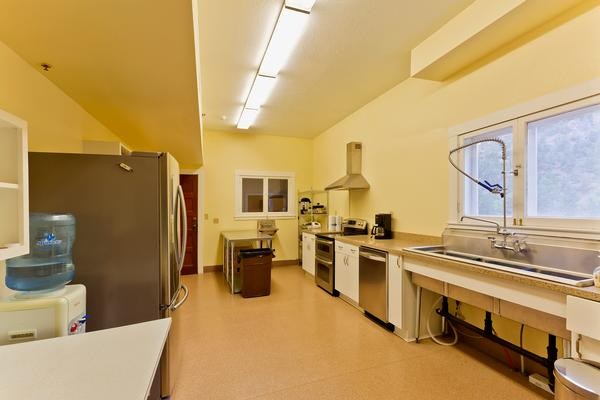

{"left": 335, "top": 232, "right": 442, "bottom": 254}
{"left": 337, "top": 232, "right": 600, "bottom": 302}
{"left": 0, "top": 318, "right": 171, "bottom": 400}
{"left": 300, "top": 228, "right": 342, "bottom": 235}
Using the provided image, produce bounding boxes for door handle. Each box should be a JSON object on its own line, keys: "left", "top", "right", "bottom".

{"left": 359, "top": 252, "right": 386, "bottom": 262}
{"left": 177, "top": 185, "right": 188, "bottom": 273}
{"left": 171, "top": 284, "right": 189, "bottom": 311}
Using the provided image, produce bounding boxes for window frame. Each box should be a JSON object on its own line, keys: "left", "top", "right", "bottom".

{"left": 234, "top": 170, "right": 296, "bottom": 220}
{"left": 519, "top": 96, "right": 600, "bottom": 231}
{"left": 449, "top": 86, "right": 600, "bottom": 237}
{"left": 458, "top": 121, "right": 516, "bottom": 221}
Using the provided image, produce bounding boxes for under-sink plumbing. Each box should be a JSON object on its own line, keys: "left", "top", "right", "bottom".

{"left": 450, "top": 138, "right": 526, "bottom": 254}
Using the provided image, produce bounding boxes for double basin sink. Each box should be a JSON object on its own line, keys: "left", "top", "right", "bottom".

{"left": 405, "top": 245, "right": 595, "bottom": 287}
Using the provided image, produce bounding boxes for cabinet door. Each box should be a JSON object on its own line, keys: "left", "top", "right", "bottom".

{"left": 334, "top": 248, "right": 348, "bottom": 295}
{"left": 388, "top": 254, "right": 403, "bottom": 329}
{"left": 347, "top": 245, "right": 359, "bottom": 303}
{"left": 302, "top": 235, "right": 309, "bottom": 273}
{"left": 302, "top": 234, "right": 315, "bottom": 275}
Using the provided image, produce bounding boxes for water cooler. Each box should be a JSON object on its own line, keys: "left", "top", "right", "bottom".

{"left": 0, "top": 285, "right": 86, "bottom": 345}
{"left": 0, "top": 213, "right": 87, "bottom": 345}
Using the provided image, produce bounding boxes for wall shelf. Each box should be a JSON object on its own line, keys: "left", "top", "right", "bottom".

{"left": 0, "top": 108, "right": 29, "bottom": 261}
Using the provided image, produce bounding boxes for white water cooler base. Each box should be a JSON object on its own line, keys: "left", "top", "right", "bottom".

{"left": 0, "top": 284, "right": 86, "bottom": 345}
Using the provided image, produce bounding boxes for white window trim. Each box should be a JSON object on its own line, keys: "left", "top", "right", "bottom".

{"left": 234, "top": 170, "right": 296, "bottom": 220}
{"left": 448, "top": 79, "right": 600, "bottom": 238}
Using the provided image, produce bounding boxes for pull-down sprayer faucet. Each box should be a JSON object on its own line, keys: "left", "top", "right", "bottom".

{"left": 450, "top": 139, "right": 526, "bottom": 254}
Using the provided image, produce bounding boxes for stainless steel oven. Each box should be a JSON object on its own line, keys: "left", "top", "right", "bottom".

{"left": 315, "top": 237, "right": 334, "bottom": 260}
{"left": 315, "top": 255, "right": 335, "bottom": 294}
{"left": 315, "top": 236, "right": 336, "bottom": 294}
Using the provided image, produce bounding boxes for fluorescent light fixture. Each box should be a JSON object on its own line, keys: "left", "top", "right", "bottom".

{"left": 285, "top": 0, "right": 317, "bottom": 12}
{"left": 237, "top": 1, "right": 316, "bottom": 129}
{"left": 246, "top": 75, "right": 277, "bottom": 109}
{"left": 259, "top": 6, "right": 310, "bottom": 77}
{"left": 237, "top": 108, "right": 259, "bottom": 129}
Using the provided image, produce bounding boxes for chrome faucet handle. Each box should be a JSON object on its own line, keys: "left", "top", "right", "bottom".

{"left": 514, "top": 238, "right": 527, "bottom": 253}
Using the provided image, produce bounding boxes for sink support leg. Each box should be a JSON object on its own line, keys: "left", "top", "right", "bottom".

{"left": 547, "top": 334, "right": 557, "bottom": 392}
{"left": 415, "top": 286, "right": 422, "bottom": 343}
{"left": 484, "top": 311, "right": 493, "bottom": 336}
{"left": 441, "top": 296, "right": 449, "bottom": 335}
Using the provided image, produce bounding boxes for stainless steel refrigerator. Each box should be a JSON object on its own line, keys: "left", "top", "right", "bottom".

{"left": 28, "top": 151, "right": 188, "bottom": 399}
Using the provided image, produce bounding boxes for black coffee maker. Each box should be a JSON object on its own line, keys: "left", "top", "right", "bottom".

{"left": 371, "top": 213, "right": 392, "bottom": 239}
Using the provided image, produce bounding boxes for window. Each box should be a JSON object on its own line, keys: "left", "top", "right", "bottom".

{"left": 462, "top": 126, "right": 513, "bottom": 217}
{"left": 453, "top": 94, "right": 600, "bottom": 232}
{"left": 235, "top": 171, "right": 295, "bottom": 219}
{"left": 526, "top": 103, "right": 600, "bottom": 219}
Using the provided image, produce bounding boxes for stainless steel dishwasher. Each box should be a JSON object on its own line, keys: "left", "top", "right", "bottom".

{"left": 358, "top": 246, "right": 389, "bottom": 323}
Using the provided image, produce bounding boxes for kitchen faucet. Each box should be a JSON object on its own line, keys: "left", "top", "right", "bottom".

{"left": 450, "top": 139, "right": 526, "bottom": 254}
{"left": 459, "top": 216, "right": 527, "bottom": 254}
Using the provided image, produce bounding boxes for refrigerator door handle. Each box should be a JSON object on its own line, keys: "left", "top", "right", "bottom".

{"left": 177, "top": 185, "right": 188, "bottom": 273}
{"left": 173, "top": 185, "right": 181, "bottom": 267}
{"left": 171, "top": 284, "right": 189, "bottom": 311}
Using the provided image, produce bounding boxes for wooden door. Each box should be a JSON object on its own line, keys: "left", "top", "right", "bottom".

{"left": 180, "top": 174, "right": 198, "bottom": 275}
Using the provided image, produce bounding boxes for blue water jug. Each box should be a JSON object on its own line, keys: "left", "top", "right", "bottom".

{"left": 6, "top": 213, "right": 76, "bottom": 292}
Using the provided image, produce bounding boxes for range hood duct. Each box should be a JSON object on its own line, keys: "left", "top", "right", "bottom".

{"left": 325, "top": 142, "right": 370, "bottom": 191}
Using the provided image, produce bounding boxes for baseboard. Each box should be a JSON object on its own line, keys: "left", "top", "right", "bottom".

{"left": 203, "top": 265, "right": 222, "bottom": 273}
{"left": 203, "top": 259, "right": 299, "bottom": 273}
{"left": 273, "top": 259, "right": 299, "bottom": 267}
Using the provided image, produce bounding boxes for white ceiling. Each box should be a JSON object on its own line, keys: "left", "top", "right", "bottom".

{"left": 0, "top": 0, "right": 203, "bottom": 167}
{"left": 198, "top": 0, "right": 475, "bottom": 138}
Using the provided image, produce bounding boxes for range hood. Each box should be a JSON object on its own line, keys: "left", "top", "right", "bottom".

{"left": 325, "top": 142, "right": 370, "bottom": 191}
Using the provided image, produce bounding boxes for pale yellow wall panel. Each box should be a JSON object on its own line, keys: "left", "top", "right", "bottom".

{"left": 203, "top": 130, "right": 313, "bottom": 266}
{"left": 0, "top": 40, "right": 122, "bottom": 153}
{"left": 313, "top": 5, "right": 600, "bottom": 236}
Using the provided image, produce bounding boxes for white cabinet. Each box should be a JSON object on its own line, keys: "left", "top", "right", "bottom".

{"left": 335, "top": 242, "right": 359, "bottom": 303}
{"left": 388, "top": 254, "right": 403, "bottom": 329}
{"left": 567, "top": 296, "right": 600, "bottom": 362}
{"left": 0, "top": 109, "right": 28, "bottom": 261}
{"left": 302, "top": 232, "right": 315, "bottom": 275}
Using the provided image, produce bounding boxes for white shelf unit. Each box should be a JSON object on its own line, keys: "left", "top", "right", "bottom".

{"left": 297, "top": 189, "right": 329, "bottom": 262}
{"left": 0, "top": 109, "right": 29, "bottom": 260}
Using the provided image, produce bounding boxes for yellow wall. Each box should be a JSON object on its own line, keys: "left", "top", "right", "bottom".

{"left": 0, "top": 39, "right": 122, "bottom": 153}
{"left": 202, "top": 130, "right": 313, "bottom": 266}
{"left": 313, "top": 3, "right": 600, "bottom": 236}
{"left": 312, "top": 3, "right": 600, "bottom": 358}
{"left": 0, "top": 39, "right": 124, "bottom": 298}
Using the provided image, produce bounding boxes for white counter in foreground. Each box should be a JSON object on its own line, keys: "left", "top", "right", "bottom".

{"left": 0, "top": 318, "right": 171, "bottom": 400}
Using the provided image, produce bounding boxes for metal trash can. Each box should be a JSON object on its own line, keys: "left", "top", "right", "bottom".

{"left": 554, "top": 358, "right": 600, "bottom": 400}
{"left": 238, "top": 248, "right": 274, "bottom": 298}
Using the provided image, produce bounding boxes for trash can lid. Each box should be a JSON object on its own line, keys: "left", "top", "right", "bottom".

{"left": 238, "top": 248, "right": 274, "bottom": 258}
{"left": 554, "top": 358, "right": 600, "bottom": 399}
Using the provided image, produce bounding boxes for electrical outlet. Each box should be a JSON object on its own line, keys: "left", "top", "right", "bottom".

{"left": 204, "top": 213, "right": 209, "bottom": 220}
{"left": 213, "top": 218, "right": 219, "bottom": 224}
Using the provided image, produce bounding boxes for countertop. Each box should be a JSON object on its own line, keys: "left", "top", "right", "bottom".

{"left": 336, "top": 232, "right": 600, "bottom": 302}
{"left": 221, "top": 230, "right": 274, "bottom": 241}
{"left": 300, "top": 228, "right": 342, "bottom": 235}
{"left": 0, "top": 318, "right": 171, "bottom": 400}
{"left": 335, "top": 232, "right": 442, "bottom": 254}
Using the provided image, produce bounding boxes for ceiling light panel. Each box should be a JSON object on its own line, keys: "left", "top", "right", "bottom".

{"left": 259, "top": 6, "right": 310, "bottom": 77}
{"left": 246, "top": 75, "right": 277, "bottom": 109}
{"left": 285, "top": 0, "right": 317, "bottom": 12}
{"left": 237, "top": 108, "right": 260, "bottom": 129}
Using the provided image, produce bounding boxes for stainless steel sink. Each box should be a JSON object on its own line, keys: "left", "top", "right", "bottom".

{"left": 405, "top": 245, "right": 595, "bottom": 287}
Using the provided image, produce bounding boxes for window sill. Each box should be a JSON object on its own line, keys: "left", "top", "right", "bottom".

{"left": 234, "top": 215, "right": 296, "bottom": 221}
{"left": 448, "top": 222, "right": 600, "bottom": 241}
